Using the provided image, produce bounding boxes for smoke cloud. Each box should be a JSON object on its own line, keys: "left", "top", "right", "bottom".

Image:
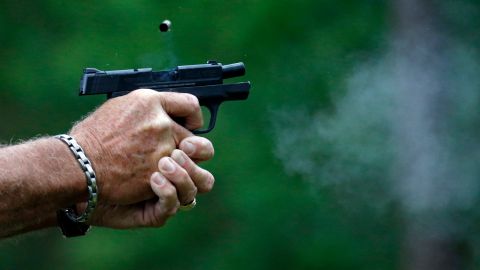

{"left": 272, "top": 41, "right": 480, "bottom": 238}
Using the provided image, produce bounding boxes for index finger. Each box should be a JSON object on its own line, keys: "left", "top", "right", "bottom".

{"left": 157, "top": 92, "right": 203, "bottom": 130}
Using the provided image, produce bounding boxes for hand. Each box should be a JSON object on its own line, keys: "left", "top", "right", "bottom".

{"left": 70, "top": 89, "right": 215, "bottom": 228}
{"left": 88, "top": 136, "right": 214, "bottom": 228}
{"left": 0, "top": 89, "right": 216, "bottom": 236}
{"left": 70, "top": 89, "right": 203, "bottom": 205}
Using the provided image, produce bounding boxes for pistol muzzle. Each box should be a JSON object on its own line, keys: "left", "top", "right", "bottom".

{"left": 222, "top": 62, "right": 245, "bottom": 79}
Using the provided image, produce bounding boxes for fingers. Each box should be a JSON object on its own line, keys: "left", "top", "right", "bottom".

{"left": 129, "top": 90, "right": 206, "bottom": 143}
{"left": 146, "top": 172, "right": 180, "bottom": 226}
{"left": 140, "top": 150, "right": 214, "bottom": 228}
{"left": 158, "top": 157, "right": 197, "bottom": 205}
{"left": 171, "top": 149, "right": 215, "bottom": 193}
{"left": 157, "top": 92, "right": 203, "bottom": 131}
{"left": 88, "top": 148, "right": 215, "bottom": 229}
{"left": 87, "top": 173, "right": 180, "bottom": 229}
{"left": 179, "top": 136, "right": 214, "bottom": 162}
{"left": 156, "top": 144, "right": 215, "bottom": 203}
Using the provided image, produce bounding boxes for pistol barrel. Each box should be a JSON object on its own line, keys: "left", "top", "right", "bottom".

{"left": 222, "top": 62, "right": 245, "bottom": 79}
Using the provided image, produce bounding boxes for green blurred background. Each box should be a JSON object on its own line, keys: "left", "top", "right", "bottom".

{"left": 1, "top": 1, "right": 480, "bottom": 269}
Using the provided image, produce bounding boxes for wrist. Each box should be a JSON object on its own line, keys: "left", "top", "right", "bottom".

{"left": 49, "top": 137, "right": 90, "bottom": 204}
{"left": 54, "top": 134, "right": 99, "bottom": 236}
{"left": 70, "top": 128, "right": 109, "bottom": 201}
{"left": 0, "top": 137, "right": 90, "bottom": 237}
{"left": 55, "top": 134, "right": 98, "bottom": 221}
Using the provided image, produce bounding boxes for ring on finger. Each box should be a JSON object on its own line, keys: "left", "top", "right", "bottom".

{"left": 179, "top": 198, "right": 196, "bottom": 211}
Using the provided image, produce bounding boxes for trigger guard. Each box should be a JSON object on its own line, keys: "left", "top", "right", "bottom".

{"left": 193, "top": 103, "right": 219, "bottom": 134}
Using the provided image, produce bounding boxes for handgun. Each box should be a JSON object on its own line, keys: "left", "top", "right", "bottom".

{"left": 79, "top": 61, "right": 251, "bottom": 134}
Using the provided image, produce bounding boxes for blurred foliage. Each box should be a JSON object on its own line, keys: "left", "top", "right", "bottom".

{"left": 3, "top": 0, "right": 467, "bottom": 269}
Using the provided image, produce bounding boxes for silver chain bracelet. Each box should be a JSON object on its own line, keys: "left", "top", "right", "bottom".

{"left": 55, "top": 134, "right": 98, "bottom": 223}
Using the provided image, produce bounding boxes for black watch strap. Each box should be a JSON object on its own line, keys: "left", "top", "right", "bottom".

{"left": 57, "top": 209, "right": 90, "bottom": 237}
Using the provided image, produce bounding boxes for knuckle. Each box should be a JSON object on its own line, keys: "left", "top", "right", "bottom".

{"left": 205, "top": 141, "right": 215, "bottom": 158}
{"left": 188, "top": 187, "right": 198, "bottom": 198}
{"left": 202, "top": 138, "right": 213, "bottom": 149}
{"left": 172, "top": 149, "right": 187, "bottom": 166}
{"left": 207, "top": 174, "right": 215, "bottom": 190}
{"left": 147, "top": 120, "right": 174, "bottom": 141}
{"left": 198, "top": 139, "right": 214, "bottom": 159}
{"left": 131, "top": 88, "right": 155, "bottom": 99}
{"left": 163, "top": 185, "right": 177, "bottom": 199}
{"left": 200, "top": 174, "right": 215, "bottom": 193}
{"left": 185, "top": 94, "right": 200, "bottom": 110}
{"left": 177, "top": 166, "right": 190, "bottom": 180}
{"left": 164, "top": 201, "right": 179, "bottom": 218}
{"left": 165, "top": 199, "right": 178, "bottom": 211}
{"left": 131, "top": 89, "right": 162, "bottom": 112}
{"left": 155, "top": 116, "right": 175, "bottom": 131}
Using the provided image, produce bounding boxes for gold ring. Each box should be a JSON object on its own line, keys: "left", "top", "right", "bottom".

{"left": 179, "top": 198, "right": 196, "bottom": 211}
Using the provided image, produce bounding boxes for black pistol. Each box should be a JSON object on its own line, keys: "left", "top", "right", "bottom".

{"left": 79, "top": 61, "right": 251, "bottom": 134}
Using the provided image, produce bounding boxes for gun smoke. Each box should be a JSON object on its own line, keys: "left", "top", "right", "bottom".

{"left": 272, "top": 2, "right": 480, "bottom": 268}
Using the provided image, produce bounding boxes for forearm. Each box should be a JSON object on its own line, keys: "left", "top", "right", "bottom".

{"left": 0, "top": 137, "right": 87, "bottom": 237}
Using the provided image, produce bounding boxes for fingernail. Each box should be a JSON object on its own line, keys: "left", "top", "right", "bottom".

{"left": 152, "top": 172, "right": 166, "bottom": 186}
{"left": 183, "top": 141, "right": 195, "bottom": 155}
{"left": 160, "top": 158, "right": 175, "bottom": 173}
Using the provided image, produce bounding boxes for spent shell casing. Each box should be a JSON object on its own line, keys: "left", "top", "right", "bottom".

{"left": 159, "top": 20, "right": 171, "bottom": 32}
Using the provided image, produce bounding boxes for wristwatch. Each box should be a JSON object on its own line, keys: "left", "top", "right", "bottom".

{"left": 57, "top": 208, "right": 91, "bottom": 237}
